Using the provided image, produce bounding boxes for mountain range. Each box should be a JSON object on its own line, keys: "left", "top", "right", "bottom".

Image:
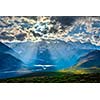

{"left": 5, "top": 40, "right": 100, "bottom": 69}
{"left": 0, "top": 42, "right": 28, "bottom": 78}
{"left": 75, "top": 50, "right": 100, "bottom": 69}
{"left": 0, "top": 39, "right": 100, "bottom": 78}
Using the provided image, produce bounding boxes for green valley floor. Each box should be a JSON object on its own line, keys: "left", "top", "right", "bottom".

{"left": 0, "top": 71, "right": 100, "bottom": 83}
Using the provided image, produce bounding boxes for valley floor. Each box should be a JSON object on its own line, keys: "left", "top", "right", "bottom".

{"left": 0, "top": 72, "right": 100, "bottom": 83}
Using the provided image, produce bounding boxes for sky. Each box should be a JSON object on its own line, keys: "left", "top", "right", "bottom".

{"left": 0, "top": 16, "right": 100, "bottom": 46}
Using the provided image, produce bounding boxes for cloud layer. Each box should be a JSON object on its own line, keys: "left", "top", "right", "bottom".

{"left": 0, "top": 16, "right": 100, "bottom": 46}
{"left": 0, "top": 16, "right": 67, "bottom": 42}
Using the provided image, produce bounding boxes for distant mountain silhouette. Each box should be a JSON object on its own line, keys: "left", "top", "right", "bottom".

{"left": 6, "top": 40, "right": 100, "bottom": 69}
{"left": 0, "top": 42, "right": 12, "bottom": 52}
{"left": 0, "top": 42, "right": 22, "bottom": 60}
{"left": 0, "top": 42, "right": 26, "bottom": 72}
{"left": 0, "top": 52, "right": 26, "bottom": 71}
{"left": 75, "top": 50, "right": 100, "bottom": 68}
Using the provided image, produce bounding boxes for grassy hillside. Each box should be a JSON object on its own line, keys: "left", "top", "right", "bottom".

{"left": 0, "top": 68, "right": 100, "bottom": 83}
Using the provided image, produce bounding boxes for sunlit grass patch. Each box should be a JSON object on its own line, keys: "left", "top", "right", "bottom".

{"left": 59, "top": 68, "right": 88, "bottom": 74}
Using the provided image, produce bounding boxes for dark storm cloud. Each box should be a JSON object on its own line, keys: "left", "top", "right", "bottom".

{"left": 51, "top": 16, "right": 79, "bottom": 26}
{"left": 15, "top": 33, "right": 27, "bottom": 41}
{"left": 0, "top": 31, "right": 27, "bottom": 41}
{"left": 0, "top": 35, "right": 14, "bottom": 41}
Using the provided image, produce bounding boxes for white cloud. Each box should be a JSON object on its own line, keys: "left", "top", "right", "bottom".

{"left": 0, "top": 16, "right": 100, "bottom": 46}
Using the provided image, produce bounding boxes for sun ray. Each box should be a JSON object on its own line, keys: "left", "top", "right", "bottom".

{"left": 7, "top": 41, "right": 39, "bottom": 66}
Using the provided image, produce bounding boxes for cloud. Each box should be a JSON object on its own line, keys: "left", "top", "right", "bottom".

{"left": 51, "top": 16, "right": 79, "bottom": 26}
{"left": 64, "top": 17, "right": 100, "bottom": 46}
{"left": 0, "top": 16, "right": 100, "bottom": 46}
{"left": 0, "top": 16, "right": 67, "bottom": 42}
{"left": 15, "top": 33, "right": 27, "bottom": 41}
